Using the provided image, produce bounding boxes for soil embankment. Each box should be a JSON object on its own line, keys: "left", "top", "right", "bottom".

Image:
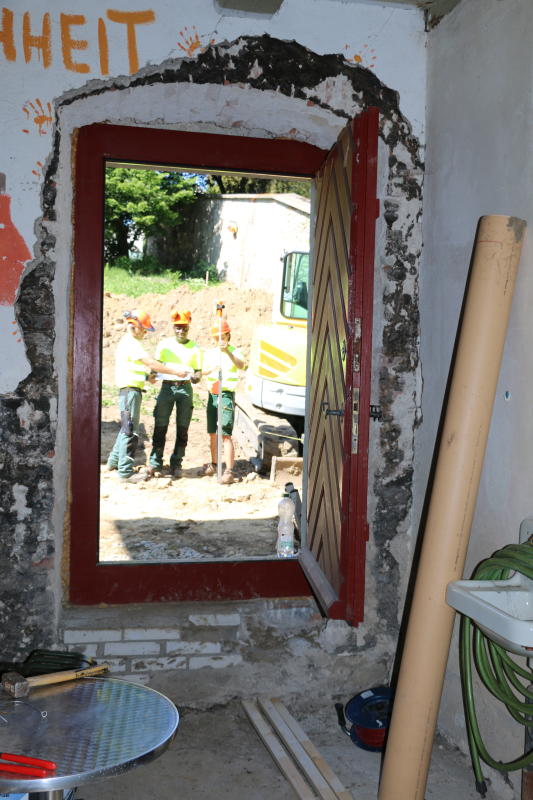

{"left": 100, "top": 283, "right": 302, "bottom": 562}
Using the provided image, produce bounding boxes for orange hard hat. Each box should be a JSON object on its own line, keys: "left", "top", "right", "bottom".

{"left": 124, "top": 309, "right": 155, "bottom": 332}
{"left": 211, "top": 320, "right": 231, "bottom": 336}
{"left": 171, "top": 309, "right": 192, "bottom": 325}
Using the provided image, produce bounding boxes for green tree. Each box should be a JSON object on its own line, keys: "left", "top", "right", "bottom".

{"left": 104, "top": 168, "right": 198, "bottom": 263}
{"left": 207, "top": 174, "right": 310, "bottom": 197}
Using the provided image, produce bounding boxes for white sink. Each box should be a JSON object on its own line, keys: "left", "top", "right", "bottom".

{"left": 446, "top": 572, "right": 533, "bottom": 656}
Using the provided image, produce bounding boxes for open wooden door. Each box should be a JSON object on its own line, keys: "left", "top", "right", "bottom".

{"left": 299, "top": 107, "right": 379, "bottom": 625}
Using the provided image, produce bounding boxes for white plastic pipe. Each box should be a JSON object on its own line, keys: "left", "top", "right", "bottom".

{"left": 378, "top": 215, "right": 526, "bottom": 800}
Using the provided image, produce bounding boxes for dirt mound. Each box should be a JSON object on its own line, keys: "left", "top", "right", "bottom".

{"left": 102, "top": 282, "right": 273, "bottom": 384}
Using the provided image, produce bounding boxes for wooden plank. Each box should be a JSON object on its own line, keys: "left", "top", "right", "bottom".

{"left": 258, "top": 699, "right": 339, "bottom": 800}
{"left": 298, "top": 546, "right": 338, "bottom": 614}
{"left": 241, "top": 700, "right": 317, "bottom": 800}
{"left": 270, "top": 699, "right": 352, "bottom": 800}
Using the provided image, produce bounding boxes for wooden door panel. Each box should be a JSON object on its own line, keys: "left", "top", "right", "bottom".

{"left": 301, "top": 108, "right": 378, "bottom": 623}
{"left": 307, "top": 204, "right": 351, "bottom": 589}
{"left": 312, "top": 304, "right": 346, "bottom": 426}
{"left": 307, "top": 285, "right": 346, "bottom": 521}
{"left": 312, "top": 236, "right": 350, "bottom": 421}
{"left": 306, "top": 415, "right": 343, "bottom": 590}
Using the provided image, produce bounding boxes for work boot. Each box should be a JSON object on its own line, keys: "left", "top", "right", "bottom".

{"left": 202, "top": 462, "right": 216, "bottom": 476}
{"left": 122, "top": 472, "right": 148, "bottom": 484}
{"left": 170, "top": 467, "right": 183, "bottom": 479}
{"left": 220, "top": 469, "right": 234, "bottom": 485}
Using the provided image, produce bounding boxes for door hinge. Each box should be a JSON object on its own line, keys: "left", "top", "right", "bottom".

{"left": 322, "top": 400, "right": 344, "bottom": 417}
{"left": 370, "top": 404, "right": 382, "bottom": 421}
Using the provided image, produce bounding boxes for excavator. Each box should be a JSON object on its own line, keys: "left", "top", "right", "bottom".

{"left": 235, "top": 251, "right": 309, "bottom": 472}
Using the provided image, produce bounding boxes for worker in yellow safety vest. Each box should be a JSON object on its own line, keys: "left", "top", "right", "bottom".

{"left": 147, "top": 310, "right": 203, "bottom": 479}
{"left": 106, "top": 309, "right": 188, "bottom": 483}
{"left": 202, "top": 320, "right": 245, "bottom": 485}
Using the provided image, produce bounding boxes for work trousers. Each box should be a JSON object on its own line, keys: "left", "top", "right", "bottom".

{"left": 107, "top": 387, "right": 142, "bottom": 479}
{"left": 149, "top": 381, "right": 193, "bottom": 470}
{"left": 206, "top": 390, "right": 235, "bottom": 436}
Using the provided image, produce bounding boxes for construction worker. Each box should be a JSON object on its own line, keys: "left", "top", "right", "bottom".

{"left": 202, "top": 320, "right": 245, "bottom": 484}
{"left": 148, "top": 310, "right": 203, "bottom": 478}
{"left": 106, "top": 309, "right": 187, "bottom": 483}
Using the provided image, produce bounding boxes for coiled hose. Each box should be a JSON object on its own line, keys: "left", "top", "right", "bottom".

{"left": 460, "top": 539, "right": 533, "bottom": 796}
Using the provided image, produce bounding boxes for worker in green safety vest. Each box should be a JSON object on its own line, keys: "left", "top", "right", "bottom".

{"left": 202, "top": 320, "right": 245, "bottom": 485}
{"left": 147, "top": 309, "right": 203, "bottom": 479}
{"left": 106, "top": 309, "right": 187, "bottom": 483}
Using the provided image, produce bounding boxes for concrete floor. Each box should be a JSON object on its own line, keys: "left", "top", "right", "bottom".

{"left": 78, "top": 698, "right": 510, "bottom": 800}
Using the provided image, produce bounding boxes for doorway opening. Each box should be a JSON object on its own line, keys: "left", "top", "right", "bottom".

{"left": 70, "top": 114, "right": 377, "bottom": 615}
{"left": 99, "top": 162, "right": 311, "bottom": 564}
{"left": 70, "top": 122, "right": 325, "bottom": 604}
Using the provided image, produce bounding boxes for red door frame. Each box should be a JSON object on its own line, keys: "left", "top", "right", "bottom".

{"left": 301, "top": 109, "right": 378, "bottom": 625}
{"left": 334, "top": 108, "right": 379, "bottom": 623}
{"left": 70, "top": 123, "right": 327, "bottom": 604}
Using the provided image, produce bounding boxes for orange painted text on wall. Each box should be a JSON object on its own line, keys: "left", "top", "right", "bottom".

{"left": 0, "top": 7, "right": 156, "bottom": 75}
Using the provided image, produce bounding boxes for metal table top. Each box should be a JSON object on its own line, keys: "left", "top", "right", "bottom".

{"left": 0, "top": 676, "right": 179, "bottom": 794}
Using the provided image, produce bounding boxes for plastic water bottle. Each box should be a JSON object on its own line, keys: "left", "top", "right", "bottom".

{"left": 276, "top": 493, "right": 295, "bottom": 557}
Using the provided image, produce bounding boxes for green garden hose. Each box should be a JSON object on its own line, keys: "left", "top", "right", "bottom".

{"left": 459, "top": 539, "right": 533, "bottom": 796}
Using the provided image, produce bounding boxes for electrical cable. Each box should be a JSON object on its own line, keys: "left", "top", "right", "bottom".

{"left": 335, "top": 686, "right": 393, "bottom": 752}
{"left": 259, "top": 430, "right": 303, "bottom": 444}
{"left": 459, "top": 539, "right": 533, "bottom": 796}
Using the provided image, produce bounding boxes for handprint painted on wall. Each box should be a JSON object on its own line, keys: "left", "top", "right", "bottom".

{"left": 177, "top": 25, "right": 215, "bottom": 57}
{"left": 22, "top": 98, "right": 53, "bottom": 135}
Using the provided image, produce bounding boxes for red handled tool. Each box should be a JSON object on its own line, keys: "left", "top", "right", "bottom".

{"left": 0, "top": 752, "right": 57, "bottom": 777}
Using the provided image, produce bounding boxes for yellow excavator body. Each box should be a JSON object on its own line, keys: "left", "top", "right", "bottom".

{"left": 245, "top": 252, "right": 309, "bottom": 419}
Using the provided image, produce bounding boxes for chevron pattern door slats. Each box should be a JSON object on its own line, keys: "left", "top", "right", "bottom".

{"left": 307, "top": 129, "right": 353, "bottom": 593}
{"left": 303, "top": 109, "right": 378, "bottom": 623}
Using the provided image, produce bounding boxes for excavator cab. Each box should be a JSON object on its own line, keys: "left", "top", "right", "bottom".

{"left": 280, "top": 251, "right": 309, "bottom": 319}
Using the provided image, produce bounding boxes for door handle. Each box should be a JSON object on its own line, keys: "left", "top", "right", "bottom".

{"left": 322, "top": 401, "right": 344, "bottom": 417}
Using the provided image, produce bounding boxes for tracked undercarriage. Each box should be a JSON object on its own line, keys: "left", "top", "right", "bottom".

{"left": 233, "top": 394, "right": 302, "bottom": 474}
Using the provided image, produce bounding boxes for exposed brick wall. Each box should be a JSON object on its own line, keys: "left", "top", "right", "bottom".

{"left": 59, "top": 599, "right": 391, "bottom": 701}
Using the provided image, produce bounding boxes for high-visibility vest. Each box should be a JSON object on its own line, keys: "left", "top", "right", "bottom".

{"left": 114, "top": 333, "right": 149, "bottom": 390}
{"left": 205, "top": 345, "right": 243, "bottom": 393}
{"left": 155, "top": 337, "right": 203, "bottom": 373}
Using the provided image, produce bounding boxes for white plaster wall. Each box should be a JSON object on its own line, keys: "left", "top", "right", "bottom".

{"left": 0, "top": 0, "right": 425, "bottom": 392}
{"left": 419, "top": 0, "right": 533, "bottom": 793}
{"left": 2, "top": 0, "right": 427, "bottom": 621}
{"left": 0, "top": 0, "right": 428, "bottom": 742}
{"left": 214, "top": 195, "right": 310, "bottom": 290}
